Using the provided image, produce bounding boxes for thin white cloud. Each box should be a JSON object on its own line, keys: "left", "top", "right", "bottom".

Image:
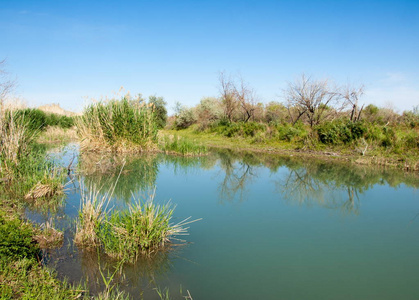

{"left": 366, "top": 85, "right": 419, "bottom": 112}
{"left": 382, "top": 72, "right": 406, "bottom": 84}
{"left": 363, "top": 72, "right": 419, "bottom": 112}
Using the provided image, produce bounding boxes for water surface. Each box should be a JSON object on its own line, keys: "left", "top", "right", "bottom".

{"left": 28, "top": 147, "right": 419, "bottom": 299}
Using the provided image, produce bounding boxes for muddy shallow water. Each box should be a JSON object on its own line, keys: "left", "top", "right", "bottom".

{"left": 26, "top": 144, "right": 419, "bottom": 299}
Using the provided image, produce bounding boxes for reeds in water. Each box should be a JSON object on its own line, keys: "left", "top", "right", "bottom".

{"left": 75, "top": 183, "right": 200, "bottom": 262}
{"left": 76, "top": 96, "right": 158, "bottom": 153}
{"left": 74, "top": 182, "right": 113, "bottom": 248}
{"left": 99, "top": 191, "right": 199, "bottom": 262}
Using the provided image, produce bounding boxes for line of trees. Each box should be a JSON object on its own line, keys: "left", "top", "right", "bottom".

{"left": 173, "top": 73, "right": 375, "bottom": 129}
{"left": 170, "top": 73, "right": 419, "bottom": 155}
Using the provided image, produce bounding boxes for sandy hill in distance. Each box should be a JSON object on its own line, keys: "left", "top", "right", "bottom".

{"left": 38, "top": 103, "right": 78, "bottom": 116}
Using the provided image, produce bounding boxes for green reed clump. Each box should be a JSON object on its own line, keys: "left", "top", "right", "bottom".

{"left": 0, "top": 108, "right": 66, "bottom": 199}
{"left": 76, "top": 183, "right": 199, "bottom": 262}
{"left": 75, "top": 182, "right": 113, "bottom": 248}
{"left": 99, "top": 196, "right": 191, "bottom": 262}
{"left": 160, "top": 134, "right": 207, "bottom": 156}
{"left": 12, "top": 108, "right": 74, "bottom": 132}
{"left": 77, "top": 96, "right": 158, "bottom": 152}
{"left": 0, "top": 109, "right": 38, "bottom": 175}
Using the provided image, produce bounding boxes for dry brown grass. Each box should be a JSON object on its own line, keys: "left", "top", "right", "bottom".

{"left": 24, "top": 182, "right": 63, "bottom": 200}
{"left": 74, "top": 181, "right": 116, "bottom": 248}
{"left": 37, "top": 126, "right": 77, "bottom": 144}
{"left": 34, "top": 219, "right": 64, "bottom": 248}
{"left": 0, "top": 107, "right": 38, "bottom": 175}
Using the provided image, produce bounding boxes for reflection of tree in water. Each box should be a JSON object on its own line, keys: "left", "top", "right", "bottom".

{"left": 275, "top": 158, "right": 419, "bottom": 215}
{"left": 278, "top": 164, "right": 362, "bottom": 214}
{"left": 161, "top": 154, "right": 218, "bottom": 175}
{"left": 217, "top": 150, "right": 260, "bottom": 203}
{"left": 211, "top": 149, "right": 419, "bottom": 213}
{"left": 79, "top": 152, "right": 159, "bottom": 203}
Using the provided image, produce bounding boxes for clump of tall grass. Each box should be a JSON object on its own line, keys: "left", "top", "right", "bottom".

{"left": 77, "top": 96, "right": 158, "bottom": 153}
{"left": 75, "top": 183, "right": 200, "bottom": 262}
{"left": 34, "top": 219, "right": 64, "bottom": 249}
{"left": 99, "top": 193, "right": 197, "bottom": 262}
{"left": 0, "top": 106, "right": 66, "bottom": 200}
{"left": 0, "top": 109, "right": 38, "bottom": 175}
{"left": 74, "top": 181, "right": 114, "bottom": 248}
{"left": 159, "top": 134, "right": 207, "bottom": 156}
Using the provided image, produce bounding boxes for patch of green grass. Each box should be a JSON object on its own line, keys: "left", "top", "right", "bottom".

{"left": 159, "top": 134, "right": 207, "bottom": 156}
{"left": 0, "top": 257, "right": 85, "bottom": 299}
{"left": 0, "top": 212, "right": 39, "bottom": 260}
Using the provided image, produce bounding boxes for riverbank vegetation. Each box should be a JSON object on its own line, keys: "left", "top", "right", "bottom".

{"left": 167, "top": 73, "right": 419, "bottom": 170}
{"left": 159, "top": 134, "right": 207, "bottom": 156}
{"left": 76, "top": 94, "right": 160, "bottom": 153}
{"left": 1, "top": 62, "right": 197, "bottom": 299}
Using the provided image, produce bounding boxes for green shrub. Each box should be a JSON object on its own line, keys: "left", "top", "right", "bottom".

{"left": 402, "top": 107, "right": 419, "bottom": 128}
{"left": 212, "top": 121, "right": 265, "bottom": 138}
{"left": 175, "top": 106, "right": 196, "bottom": 129}
{"left": 195, "top": 97, "right": 223, "bottom": 130}
{"left": 149, "top": 95, "right": 167, "bottom": 129}
{"left": 380, "top": 126, "right": 396, "bottom": 148}
{"left": 316, "top": 120, "right": 366, "bottom": 145}
{"left": 241, "top": 122, "right": 266, "bottom": 137}
{"left": 276, "top": 122, "right": 307, "bottom": 142}
{"left": 403, "top": 130, "right": 419, "bottom": 148}
{"left": 216, "top": 122, "right": 240, "bottom": 137}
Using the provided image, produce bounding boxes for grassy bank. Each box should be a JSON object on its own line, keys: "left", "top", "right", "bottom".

{"left": 161, "top": 126, "right": 419, "bottom": 171}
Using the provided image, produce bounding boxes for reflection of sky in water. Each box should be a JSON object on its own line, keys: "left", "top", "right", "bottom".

{"left": 26, "top": 147, "right": 419, "bottom": 300}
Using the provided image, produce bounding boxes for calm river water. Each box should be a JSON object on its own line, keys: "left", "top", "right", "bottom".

{"left": 27, "top": 145, "right": 419, "bottom": 299}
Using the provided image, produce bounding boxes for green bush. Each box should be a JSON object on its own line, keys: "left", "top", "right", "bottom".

{"left": 380, "top": 127, "right": 396, "bottom": 148}
{"left": 214, "top": 121, "right": 240, "bottom": 137}
{"left": 175, "top": 106, "right": 196, "bottom": 129}
{"left": 402, "top": 108, "right": 419, "bottom": 128}
{"left": 149, "top": 95, "right": 167, "bottom": 129}
{"left": 0, "top": 213, "right": 39, "bottom": 260}
{"left": 403, "top": 131, "right": 419, "bottom": 148}
{"left": 212, "top": 121, "right": 265, "bottom": 138}
{"left": 316, "top": 120, "right": 366, "bottom": 145}
{"left": 276, "top": 123, "right": 307, "bottom": 142}
{"left": 241, "top": 122, "right": 266, "bottom": 137}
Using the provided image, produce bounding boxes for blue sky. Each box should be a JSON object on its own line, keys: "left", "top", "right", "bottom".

{"left": 1, "top": 0, "right": 418, "bottom": 114}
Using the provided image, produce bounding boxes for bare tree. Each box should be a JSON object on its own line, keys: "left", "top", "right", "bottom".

{"left": 285, "top": 74, "right": 342, "bottom": 127}
{"left": 341, "top": 84, "right": 364, "bottom": 122}
{"left": 219, "top": 72, "right": 237, "bottom": 123}
{"left": 218, "top": 72, "right": 258, "bottom": 123}
{"left": 233, "top": 76, "right": 258, "bottom": 122}
{"left": 0, "top": 59, "right": 16, "bottom": 110}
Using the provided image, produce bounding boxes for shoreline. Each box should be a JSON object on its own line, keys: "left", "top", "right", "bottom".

{"left": 162, "top": 129, "right": 419, "bottom": 172}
